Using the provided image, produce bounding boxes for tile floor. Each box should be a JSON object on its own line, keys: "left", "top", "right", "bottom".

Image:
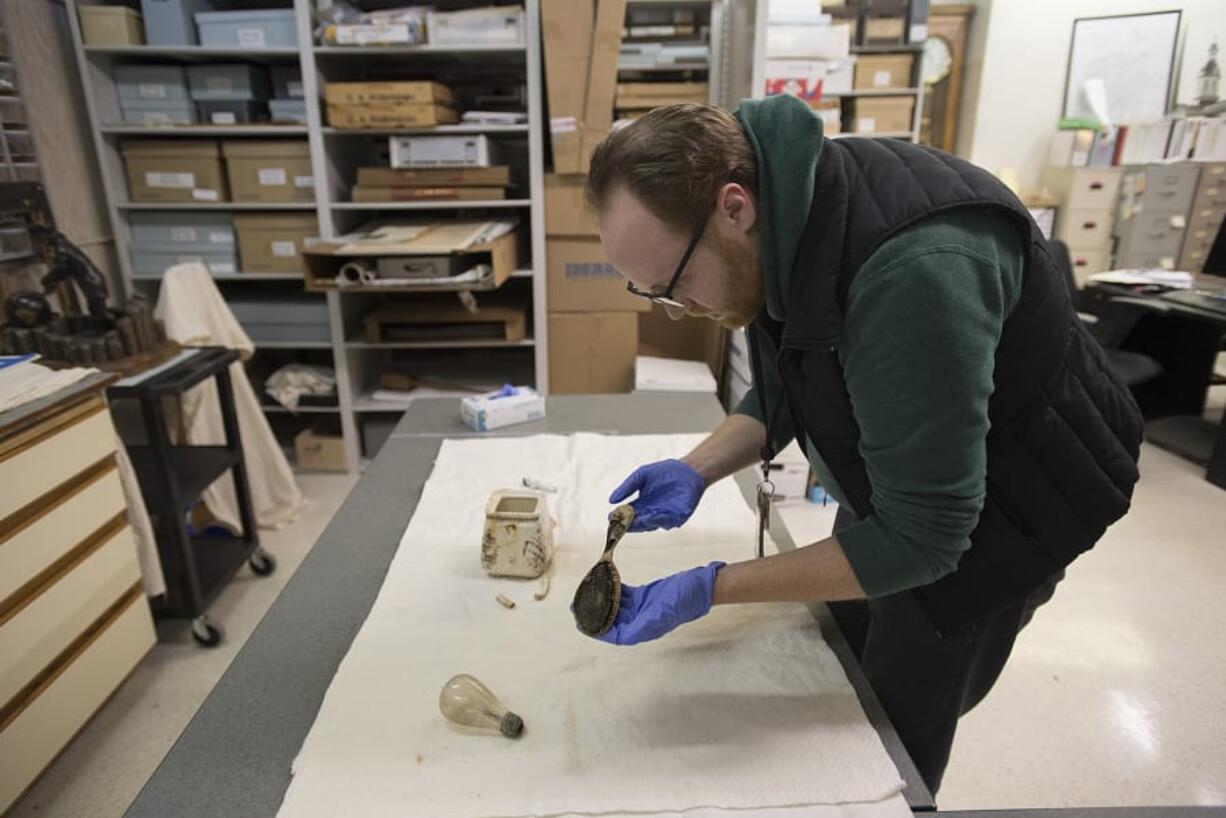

{"left": 10, "top": 392, "right": 1226, "bottom": 815}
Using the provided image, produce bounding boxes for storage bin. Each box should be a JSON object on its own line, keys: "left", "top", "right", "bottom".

{"left": 131, "top": 247, "right": 239, "bottom": 276}
{"left": 115, "top": 64, "right": 189, "bottom": 100}
{"left": 78, "top": 5, "right": 144, "bottom": 46}
{"left": 228, "top": 295, "right": 331, "bottom": 342}
{"left": 129, "top": 211, "right": 235, "bottom": 245}
{"left": 233, "top": 213, "right": 318, "bottom": 272}
{"left": 120, "top": 99, "right": 197, "bottom": 126}
{"left": 268, "top": 99, "right": 307, "bottom": 124}
{"left": 388, "top": 134, "right": 496, "bottom": 168}
{"left": 140, "top": 0, "right": 205, "bottom": 46}
{"left": 426, "top": 6, "right": 525, "bottom": 45}
{"left": 222, "top": 140, "right": 313, "bottom": 202}
{"left": 270, "top": 65, "right": 303, "bottom": 99}
{"left": 194, "top": 9, "right": 298, "bottom": 48}
{"left": 198, "top": 100, "right": 269, "bottom": 125}
{"left": 121, "top": 139, "right": 228, "bottom": 202}
{"left": 187, "top": 64, "right": 271, "bottom": 101}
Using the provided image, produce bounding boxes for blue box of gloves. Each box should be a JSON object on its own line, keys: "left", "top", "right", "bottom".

{"left": 460, "top": 385, "right": 545, "bottom": 432}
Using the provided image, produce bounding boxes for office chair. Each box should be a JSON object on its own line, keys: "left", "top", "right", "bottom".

{"left": 1047, "top": 239, "right": 1164, "bottom": 388}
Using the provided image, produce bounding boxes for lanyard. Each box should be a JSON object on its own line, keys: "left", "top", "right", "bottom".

{"left": 745, "top": 322, "right": 788, "bottom": 559}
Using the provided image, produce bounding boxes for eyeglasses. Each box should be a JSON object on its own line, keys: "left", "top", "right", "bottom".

{"left": 625, "top": 218, "right": 707, "bottom": 308}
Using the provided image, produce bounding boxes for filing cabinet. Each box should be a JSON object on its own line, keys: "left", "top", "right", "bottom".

{"left": 1179, "top": 162, "right": 1226, "bottom": 272}
{"left": 1041, "top": 166, "right": 1122, "bottom": 284}
{"left": 1114, "top": 163, "right": 1201, "bottom": 270}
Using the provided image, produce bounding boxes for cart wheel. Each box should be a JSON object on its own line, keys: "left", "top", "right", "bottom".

{"left": 191, "top": 615, "right": 224, "bottom": 647}
{"left": 249, "top": 548, "right": 276, "bottom": 577}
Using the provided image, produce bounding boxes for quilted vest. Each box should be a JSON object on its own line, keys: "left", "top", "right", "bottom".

{"left": 751, "top": 137, "right": 1144, "bottom": 634}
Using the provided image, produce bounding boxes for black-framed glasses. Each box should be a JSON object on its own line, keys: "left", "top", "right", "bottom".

{"left": 625, "top": 218, "right": 707, "bottom": 308}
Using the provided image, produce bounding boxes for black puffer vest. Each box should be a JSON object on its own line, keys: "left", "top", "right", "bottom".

{"left": 752, "top": 137, "right": 1144, "bottom": 634}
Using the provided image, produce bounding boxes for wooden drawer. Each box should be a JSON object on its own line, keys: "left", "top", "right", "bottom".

{"left": 0, "top": 464, "right": 125, "bottom": 607}
{"left": 0, "top": 404, "right": 115, "bottom": 525}
{"left": 1068, "top": 249, "right": 1111, "bottom": 285}
{"left": 1042, "top": 167, "right": 1122, "bottom": 212}
{"left": 0, "top": 587, "right": 153, "bottom": 814}
{"left": 0, "top": 523, "right": 139, "bottom": 708}
{"left": 1056, "top": 208, "right": 1114, "bottom": 251}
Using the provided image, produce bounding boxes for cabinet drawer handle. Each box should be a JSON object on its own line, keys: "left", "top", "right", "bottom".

{"left": 1082, "top": 221, "right": 1097, "bottom": 229}
{"left": 1089, "top": 182, "right": 1104, "bottom": 190}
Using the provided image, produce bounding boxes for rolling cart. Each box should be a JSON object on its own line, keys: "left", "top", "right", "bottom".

{"left": 109, "top": 346, "right": 274, "bottom": 646}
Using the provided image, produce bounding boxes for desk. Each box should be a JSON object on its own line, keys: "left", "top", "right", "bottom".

{"left": 1083, "top": 282, "right": 1226, "bottom": 489}
{"left": 125, "top": 394, "right": 933, "bottom": 816}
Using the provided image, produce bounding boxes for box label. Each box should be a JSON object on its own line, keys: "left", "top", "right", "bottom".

{"left": 142, "top": 112, "right": 174, "bottom": 124}
{"left": 169, "top": 227, "right": 197, "bottom": 242}
{"left": 192, "top": 188, "right": 220, "bottom": 201}
{"left": 858, "top": 117, "right": 877, "bottom": 133}
{"left": 209, "top": 231, "right": 233, "bottom": 243}
{"left": 550, "top": 116, "right": 578, "bottom": 134}
{"left": 146, "top": 171, "right": 194, "bottom": 188}
{"left": 287, "top": 81, "right": 304, "bottom": 98}
{"left": 271, "top": 240, "right": 297, "bottom": 257}
{"left": 258, "top": 167, "right": 288, "bottom": 186}
{"left": 138, "top": 83, "right": 167, "bottom": 99}
{"left": 237, "top": 28, "right": 266, "bottom": 47}
{"left": 206, "top": 76, "right": 233, "bottom": 91}
{"left": 211, "top": 261, "right": 236, "bottom": 274}
{"left": 294, "top": 175, "right": 315, "bottom": 188}
{"left": 211, "top": 111, "right": 238, "bottom": 125}
{"left": 873, "top": 70, "right": 891, "bottom": 87}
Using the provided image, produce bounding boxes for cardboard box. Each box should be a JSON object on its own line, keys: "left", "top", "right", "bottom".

{"left": 546, "top": 237, "right": 649, "bottom": 313}
{"left": 79, "top": 5, "right": 144, "bottom": 45}
{"left": 851, "top": 96, "right": 914, "bottom": 134}
{"left": 544, "top": 174, "right": 599, "bottom": 237}
{"left": 351, "top": 185, "right": 506, "bottom": 203}
{"left": 549, "top": 312, "right": 638, "bottom": 394}
{"left": 233, "top": 213, "right": 318, "bottom": 273}
{"left": 356, "top": 166, "right": 511, "bottom": 186}
{"left": 614, "top": 82, "right": 708, "bottom": 100}
{"left": 327, "top": 103, "right": 459, "bottom": 129}
{"left": 585, "top": 0, "right": 629, "bottom": 133}
{"left": 638, "top": 303, "right": 725, "bottom": 378}
{"left": 542, "top": 0, "right": 593, "bottom": 173}
{"left": 864, "top": 15, "right": 906, "bottom": 46}
{"left": 295, "top": 427, "right": 346, "bottom": 472}
{"left": 853, "top": 54, "right": 914, "bottom": 91}
{"left": 388, "top": 134, "right": 495, "bottom": 168}
{"left": 324, "top": 81, "right": 453, "bottom": 106}
{"left": 460, "top": 387, "right": 546, "bottom": 432}
{"left": 811, "top": 99, "right": 842, "bottom": 134}
{"left": 222, "top": 140, "right": 314, "bottom": 203}
{"left": 766, "top": 23, "right": 851, "bottom": 60}
{"left": 122, "top": 140, "right": 227, "bottom": 203}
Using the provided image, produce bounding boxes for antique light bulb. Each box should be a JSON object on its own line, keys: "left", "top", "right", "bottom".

{"left": 438, "top": 674, "right": 524, "bottom": 738}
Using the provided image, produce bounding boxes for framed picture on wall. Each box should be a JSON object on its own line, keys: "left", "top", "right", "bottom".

{"left": 1062, "top": 10, "right": 1182, "bottom": 124}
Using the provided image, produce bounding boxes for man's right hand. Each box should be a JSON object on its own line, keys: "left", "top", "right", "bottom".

{"left": 609, "top": 459, "right": 706, "bottom": 532}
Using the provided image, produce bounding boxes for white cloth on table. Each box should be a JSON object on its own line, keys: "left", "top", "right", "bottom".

{"left": 277, "top": 433, "right": 904, "bottom": 818}
{"left": 155, "top": 263, "right": 303, "bottom": 531}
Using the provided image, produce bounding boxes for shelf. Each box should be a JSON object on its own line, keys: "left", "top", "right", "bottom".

{"left": 851, "top": 43, "right": 926, "bottom": 54}
{"left": 353, "top": 397, "right": 414, "bottom": 413}
{"left": 618, "top": 63, "right": 709, "bottom": 73}
{"left": 346, "top": 336, "right": 535, "bottom": 350}
{"left": 126, "top": 444, "right": 237, "bottom": 510}
{"left": 827, "top": 88, "right": 920, "bottom": 97}
{"left": 118, "top": 201, "right": 317, "bottom": 211}
{"left": 332, "top": 199, "right": 530, "bottom": 211}
{"left": 83, "top": 45, "right": 299, "bottom": 62}
{"left": 132, "top": 272, "right": 305, "bottom": 282}
{"left": 260, "top": 403, "right": 341, "bottom": 414}
{"left": 320, "top": 124, "right": 528, "bottom": 136}
{"left": 102, "top": 125, "right": 308, "bottom": 137}
{"left": 255, "top": 339, "right": 334, "bottom": 349}
{"left": 830, "top": 131, "right": 914, "bottom": 140}
{"left": 313, "top": 44, "right": 526, "bottom": 62}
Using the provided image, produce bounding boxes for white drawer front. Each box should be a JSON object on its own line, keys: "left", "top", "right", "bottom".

{"left": 1066, "top": 168, "right": 1122, "bottom": 211}
{"left": 1069, "top": 249, "right": 1111, "bottom": 286}
{"left": 0, "top": 525, "right": 140, "bottom": 708}
{"left": 0, "top": 591, "right": 153, "bottom": 814}
{"left": 0, "top": 468, "right": 126, "bottom": 606}
{"left": 0, "top": 409, "right": 116, "bottom": 524}
{"left": 1057, "top": 209, "right": 1114, "bottom": 251}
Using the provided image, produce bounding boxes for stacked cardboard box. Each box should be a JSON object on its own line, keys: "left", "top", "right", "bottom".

{"left": 324, "top": 81, "right": 458, "bottom": 129}
{"left": 350, "top": 164, "right": 512, "bottom": 203}
{"left": 541, "top": 0, "right": 627, "bottom": 174}
{"left": 613, "top": 82, "right": 707, "bottom": 120}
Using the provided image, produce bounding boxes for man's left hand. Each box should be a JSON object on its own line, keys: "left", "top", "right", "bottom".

{"left": 591, "top": 562, "right": 725, "bottom": 646}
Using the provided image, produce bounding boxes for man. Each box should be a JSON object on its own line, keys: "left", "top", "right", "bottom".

{"left": 580, "top": 95, "right": 1143, "bottom": 794}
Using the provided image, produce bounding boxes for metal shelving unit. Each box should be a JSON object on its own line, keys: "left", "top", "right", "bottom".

{"left": 66, "top": 0, "right": 548, "bottom": 472}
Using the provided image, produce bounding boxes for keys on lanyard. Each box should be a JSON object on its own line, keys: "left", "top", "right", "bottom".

{"left": 756, "top": 461, "right": 774, "bottom": 559}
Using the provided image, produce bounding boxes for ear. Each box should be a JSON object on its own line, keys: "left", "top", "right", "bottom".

{"left": 715, "top": 182, "right": 757, "bottom": 235}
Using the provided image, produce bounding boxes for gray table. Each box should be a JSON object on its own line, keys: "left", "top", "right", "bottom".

{"left": 126, "top": 394, "right": 937, "bottom": 816}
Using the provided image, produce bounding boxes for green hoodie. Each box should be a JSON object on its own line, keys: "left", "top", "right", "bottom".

{"left": 733, "top": 95, "right": 1025, "bottom": 598}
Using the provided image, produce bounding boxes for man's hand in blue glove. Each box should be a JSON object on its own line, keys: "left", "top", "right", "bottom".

{"left": 609, "top": 459, "right": 706, "bottom": 532}
{"left": 594, "top": 562, "right": 725, "bottom": 646}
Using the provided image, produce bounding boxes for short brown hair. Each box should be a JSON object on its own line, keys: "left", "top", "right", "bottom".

{"left": 585, "top": 104, "right": 758, "bottom": 232}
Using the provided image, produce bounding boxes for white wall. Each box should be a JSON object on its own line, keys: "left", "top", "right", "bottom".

{"left": 955, "top": 0, "right": 1226, "bottom": 191}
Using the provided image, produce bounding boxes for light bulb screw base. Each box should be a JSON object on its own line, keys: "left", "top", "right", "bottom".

{"left": 500, "top": 712, "right": 524, "bottom": 738}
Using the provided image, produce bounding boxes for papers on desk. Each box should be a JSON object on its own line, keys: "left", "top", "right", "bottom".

{"left": 0, "top": 358, "right": 96, "bottom": 413}
{"left": 634, "top": 355, "right": 718, "bottom": 393}
{"left": 1088, "top": 269, "right": 1194, "bottom": 289}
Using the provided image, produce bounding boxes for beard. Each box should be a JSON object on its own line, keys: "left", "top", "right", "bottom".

{"left": 704, "top": 231, "right": 764, "bottom": 329}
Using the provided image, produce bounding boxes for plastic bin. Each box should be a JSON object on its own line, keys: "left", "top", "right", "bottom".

{"left": 131, "top": 248, "right": 238, "bottom": 276}
{"left": 268, "top": 98, "right": 307, "bottom": 124}
{"left": 187, "top": 64, "right": 271, "bottom": 101}
{"left": 115, "top": 65, "right": 189, "bottom": 100}
{"left": 228, "top": 295, "right": 331, "bottom": 342}
{"left": 129, "top": 211, "right": 235, "bottom": 245}
{"left": 426, "top": 7, "right": 525, "bottom": 45}
{"left": 140, "top": 0, "right": 207, "bottom": 46}
{"left": 194, "top": 9, "right": 298, "bottom": 48}
{"left": 120, "top": 99, "right": 197, "bottom": 125}
{"left": 198, "top": 100, "right": 269, "bottom": 125}
{"left": 270, "top": 65, "right": 303, "bottom": 99}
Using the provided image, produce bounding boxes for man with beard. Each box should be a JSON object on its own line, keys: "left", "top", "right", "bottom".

{"left": 578, "top": 95, "right": 1143, "bottom": 795}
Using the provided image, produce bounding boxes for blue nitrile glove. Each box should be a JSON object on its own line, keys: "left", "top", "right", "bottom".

{"left": 595, "top": 562, "right": 725, "bottom": 646}
{"left": 609, "top": 459, "right": 706, "bottom": 532}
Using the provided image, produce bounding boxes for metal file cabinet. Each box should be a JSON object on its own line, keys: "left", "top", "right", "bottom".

{"left": 1041, "top": 166, "right": 1122, "bottom": 284}
{"left": 1113, "top": 163, "right": 1201, "bottom": 270}
{"left": 1179, "top": 162, "right": 1226, "bottom": 273}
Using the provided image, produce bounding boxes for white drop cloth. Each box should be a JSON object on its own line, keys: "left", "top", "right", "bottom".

{"left": 155, "top": 263, "right": 303, "bottom": 530}
{"left": 278, "top": 434, "right": 905, "bottom": 818}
